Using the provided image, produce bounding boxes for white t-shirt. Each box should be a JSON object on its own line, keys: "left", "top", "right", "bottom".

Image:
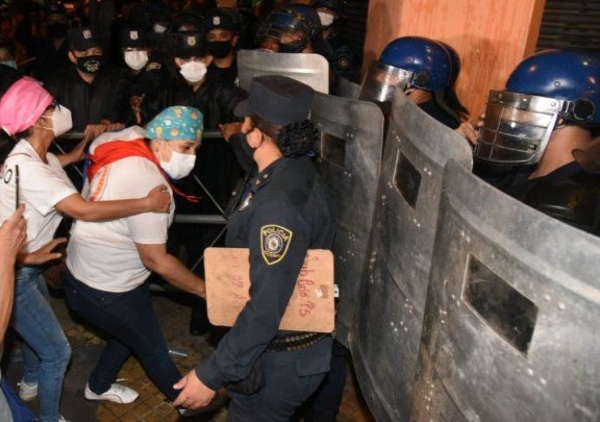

{"left": 66, "top": 127, "right": 175, "bottom": 292}
{"left": 0, "top": 140, "right": 77, "bottom": 252}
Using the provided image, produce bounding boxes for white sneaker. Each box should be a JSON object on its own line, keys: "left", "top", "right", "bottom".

{"left": 17, "top": 379, "right": 38, "bottom": 402}
{"left": 58, "top": 415, "right": 71, "bottom": 422}
{"left": 84, "top": 383, "right": 139, "bottom": 404}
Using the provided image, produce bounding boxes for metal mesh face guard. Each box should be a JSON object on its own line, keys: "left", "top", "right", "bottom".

{"left": 358, "top": 61, "right": 413, "bottom": 103}
{"left": 474, "top": 90, "right": 568, "bottom": 165}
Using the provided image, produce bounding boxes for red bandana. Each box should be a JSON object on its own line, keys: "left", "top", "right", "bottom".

{"left": 87, "top": 139, "right": 199, "bottom": 202}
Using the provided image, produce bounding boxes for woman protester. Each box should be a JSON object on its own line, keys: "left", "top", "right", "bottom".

{"left": 0, "top": 77, "right": 171, "bottom": 422}
{"left": 174, "top": 75, "right": 335, "bottom": 421}
{"left": 63, "top": 106, "right": 206, "bottom": 415}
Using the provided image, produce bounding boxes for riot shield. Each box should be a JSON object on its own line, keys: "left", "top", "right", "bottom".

{"left": 335, "top": 76, "right": 360, "bottom": 99}
{"left": 351, "top": 91, "right": 473, "bottom": 421}
{"left": 410, "top": 161, "right": 600, "bottom": 422}
{"left": 237, "top": 49, "right": 329, "bottom": 94}
{"left": 310, "top": 93, "right": 384, "bottom": 346}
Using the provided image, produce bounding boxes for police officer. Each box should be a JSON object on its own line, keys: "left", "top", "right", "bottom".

{"left": 358, "top": 36, "right": 463, "bottom": 129}
{"left": 44, "top": 26, "right": 130, "bottom": 142}
{"left": 472, "top": 49, "right": 600, "bottom": 235}
{"left": 311, "top": 0, "right": 360, "bottom": 88}
{"left": 173, "top": 75, "right": 335, "bottom": 421}
{"left": 168, "top": 31, "right": 246, "bottom": 335}
{"left": 204, "top": 8, "right": 241, "bottom": 86}
{"left": 255, "top": 5, "right": 319, "bottom": 53}
{"left": 119, "top": 27, "right": 170, "bottom": 126}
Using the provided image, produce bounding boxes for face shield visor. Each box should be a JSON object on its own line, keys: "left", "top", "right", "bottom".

{"left": 474, "top": 90, "right": 566, "bottom": 166}
{"left": 357, "top": 61, "right": 414, "bottom": 105}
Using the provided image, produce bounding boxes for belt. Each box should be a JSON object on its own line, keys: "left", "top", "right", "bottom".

{"left": 267, "top": 332, "right": 330, "bottom": 352}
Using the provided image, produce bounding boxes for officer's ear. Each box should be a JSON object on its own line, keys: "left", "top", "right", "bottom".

{"left": 174, "top": 57, "right": 184, "bottom": 68}
{"left": 232, "top": 35, "right": 239, "bottom": 47}
{"left": 68, "top": 50, "right": 77, "bottom": 64}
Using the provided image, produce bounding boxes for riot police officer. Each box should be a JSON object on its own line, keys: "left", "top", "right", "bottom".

{"left": 255, "top": 5, "right": 320, "bottom": 53}
{"left": 358, "top": 36, "right": 463, "bottom": 129}
{"left": 473, "top": 49, "right": 600, "bottom": 235}
{"left": 173, "top": 75, "right": 335, "bottom": 421}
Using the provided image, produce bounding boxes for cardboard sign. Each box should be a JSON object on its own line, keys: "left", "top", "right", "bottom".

{"left": 204, "top": 247, "right": 335, "bottom": 333}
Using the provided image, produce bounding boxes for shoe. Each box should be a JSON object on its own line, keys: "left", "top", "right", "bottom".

{"left": 17, "top": 379, "right": 38, "bottom": 402}
{"left": 58, "top": 415, "right": 71, "bottom": 422}
{"left": 84, "top": 383, "right": 139, "bottom": 404}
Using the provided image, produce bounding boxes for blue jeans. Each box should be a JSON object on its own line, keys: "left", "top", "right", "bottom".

{"left": 63, "top": 269, "right": 182, "bottom": 401}
{"left": 12, "top": 266, "right": 71, "bottom": 422}
{"left": 227, "top": 336, "right": 333, "bottom": 422}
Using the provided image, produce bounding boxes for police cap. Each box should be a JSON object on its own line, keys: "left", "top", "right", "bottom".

{"left": 68, "top": 27, "right": 101, "bottom": 51}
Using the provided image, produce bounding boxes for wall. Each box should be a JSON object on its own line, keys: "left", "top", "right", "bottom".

{"left": 363, "top": 0, "right": 547, "bottom": 116}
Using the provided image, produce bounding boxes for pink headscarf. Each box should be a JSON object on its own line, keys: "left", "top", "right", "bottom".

{"left": 0, "top": 77, "right": 53, "bottom": 136}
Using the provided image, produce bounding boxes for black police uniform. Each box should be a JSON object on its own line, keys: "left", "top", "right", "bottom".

{"left": 120, "top": 60, "right": 170, "bottom": 126}
{"left": 44, "top": 64, "right": 130, "bottom": 131}
{"left": 207, "top": 57, "right": 238, "bottom": 86}
{"left": 167, "top": 75, "right": 246, "bottom": 292}
{"left": 497, "top": 161, "right": 600, "bottom": 236}
{"left": 418, "top": 99, "right": 460, "bottom": 129}
{"left": 196, "top": 155, "right": 335, "bottom": 420}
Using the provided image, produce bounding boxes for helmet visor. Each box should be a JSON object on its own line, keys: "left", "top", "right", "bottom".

{"left": 357, "top": 61, "right": 413, "bottom": 104}
{"left": 474, "top": 90, "right": 561, "bottom": 165}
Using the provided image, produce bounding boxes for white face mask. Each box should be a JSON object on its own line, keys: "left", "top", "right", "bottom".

{"left": 318, "top": 12, "right": 335, "bottom": 27}
{"left": 124, "top": 50, "right": 149, "bottom": 71}
{"left": 160, "top": 147, "right": 196, "bottom": 180}
{"left": 179, "top": 61, "right": 207, "bottom": 83}
{"left": 153, "top": 23, "right": 168, "bottom": 33}
{"left": 39, "top": 105, "right": 73, "bottom": 137}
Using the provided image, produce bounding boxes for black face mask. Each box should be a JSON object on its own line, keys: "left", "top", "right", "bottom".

{"left": 48, "top": 23, "right": 68, "bottom": 39}
{"left": 76, "top": 55, "right": 103, "bottom": 75}
{"left": 207, "top": 41, "right": 233, "bottom": 59}
{"left": 279, "top": 43, "right": 305, "bottom": 54}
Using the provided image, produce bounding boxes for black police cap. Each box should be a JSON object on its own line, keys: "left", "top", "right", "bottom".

{"left": 205, "top": 8, "right": 237, "bottom": 32}
{"left": 68, "top": 27, "right": 100, "bottom": 51}
{"left": 175, "top": 32, "right": 207, "bottom": 58}
{"left": 122, "top": 28, "right": 150, "bottom": 49}
{"left": 235, "top": 75, "right": 314, "bottom": 126}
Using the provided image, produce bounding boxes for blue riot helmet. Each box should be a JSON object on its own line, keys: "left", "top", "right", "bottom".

{"left": 475, "top": 49, "right": 600, "bottom": 166}
{"left": 358, "top": 36, "right": 456, "bottom": 121}
{"left": 256, "top": 6, "right": 319, "bottom": 53}
{"left": 438, "top": 41, "right": 469, "bottom": 117}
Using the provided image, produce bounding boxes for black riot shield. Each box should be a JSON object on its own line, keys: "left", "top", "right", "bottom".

{"left": 237, "top": 49, "right": 330, "bottom": 94}
{"left": 311, "top": 93, "right": 384, "bottom": 346}
{"left": 410, "top": 161, "right": 600, "bottom": 422}
{"left": 352, "top": 91, "right": 473, "bottom": 421}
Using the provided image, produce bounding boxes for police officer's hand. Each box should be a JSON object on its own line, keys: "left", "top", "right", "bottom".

{"left": 219, "top": 122, "right": 243, "bottom": 142}
{"left": 456, "top": 113, "right": 485, "bottom": 146}
{"left": 173, "top": 370, "right": 216, "bottom": 410}
{"left": 130, "top": 94, "right": 145, "bottom": 125}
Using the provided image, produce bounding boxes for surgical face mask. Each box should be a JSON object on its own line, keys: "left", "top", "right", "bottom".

{"left": 153, "top": 23, "right": 168, "bottom": 33}
{"left": 179, "top": 61, "right": 207, "bottom": 83}
{"left": 124, "top": 50, "right": 149, "bottom": 71}
{"left": 39, "top": 105, "right": 73, "bottom": 137}
{"left": 318, "top": 12, "right": 335, "bottom": 27}
{"left": 0, "top": 60, "right": 17, "bottom": 69}
{"left": 160, "top": 146, "right": 196, "bottom": 179}
{"left": 76, "top": 55, "right": 103, "bottom": 74}
{"left": 207, "top": 41, "right": 233, "bottom": 59}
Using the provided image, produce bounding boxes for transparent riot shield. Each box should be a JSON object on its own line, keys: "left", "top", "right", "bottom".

{"left": 351, "top": 91, "right": 473, "bottom": 421}
{"left": 237, "top": 49, "right": 330, "bottom": 94}
{"left": 410, "top": 161, "right": 600, "bottom": 422}
{"left": 335, "top": 76, "right": 360, "bottom": 99}
{"left": 310, "top": 93, "right": 384, "bottom": 346}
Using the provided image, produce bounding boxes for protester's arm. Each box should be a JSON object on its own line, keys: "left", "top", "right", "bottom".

{"left": 136, "top": 243, "right": 205, "bottom": 298}
{"left": 55, "top": 185, "right": 171, "bottom": 221}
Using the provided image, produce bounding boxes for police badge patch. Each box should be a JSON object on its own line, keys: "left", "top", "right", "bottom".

{"left": 260, "top": 225, "right": 293, "bottom": 265}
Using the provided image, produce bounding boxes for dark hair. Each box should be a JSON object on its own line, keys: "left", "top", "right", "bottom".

{"left": 250, "top": 114, "right": 320, "bottom": 157}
